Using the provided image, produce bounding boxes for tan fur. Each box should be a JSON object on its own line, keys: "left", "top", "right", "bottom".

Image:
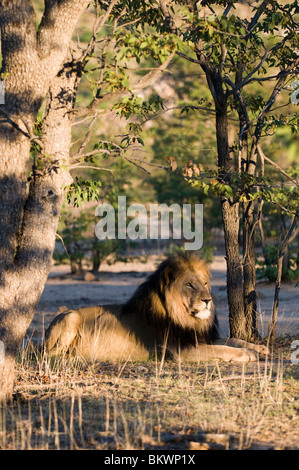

{"left": 44, "top": 253, "right": 269, "bottom": 362}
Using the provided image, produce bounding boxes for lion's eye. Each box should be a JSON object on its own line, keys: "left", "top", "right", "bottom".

{"left": 186, "top": 282, "right": 194, "bottom": 289}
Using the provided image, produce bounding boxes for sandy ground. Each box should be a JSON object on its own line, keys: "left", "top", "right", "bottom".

{"left": 27, "top": 252, "right": 299, "bottom": 345}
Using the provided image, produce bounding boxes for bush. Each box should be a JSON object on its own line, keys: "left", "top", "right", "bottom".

{"left": 54, "top": 208, "right": 126, "bottom": 274}
{"left": 257, "top": 243, "right": 299, "bottom": 282}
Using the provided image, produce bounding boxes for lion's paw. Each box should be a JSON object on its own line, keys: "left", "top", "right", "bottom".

{"left": 252, "top": 344, "right": 270, "bottom": 355}
{"left": 233, "top": 348, "right": 259, "bottom": 363}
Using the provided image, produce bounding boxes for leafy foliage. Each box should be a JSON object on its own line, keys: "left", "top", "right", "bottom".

{"left": 52, "top": 1, "right": 298, "bottom": 285}
{"left": 66, "top": 177, "right": 102, "bottom": 208}
{"left": 257, "top": 242, "right": 299, "bottom": 282}
{"left": 54, "top": 208, "right": 127, "bottom": 273}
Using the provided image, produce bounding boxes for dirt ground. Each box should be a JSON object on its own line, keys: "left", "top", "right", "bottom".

{"left": 29, "top": 252, "right": 299, "bottom": 346}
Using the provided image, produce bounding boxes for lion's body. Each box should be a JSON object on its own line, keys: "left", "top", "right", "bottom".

{"left": 45, "top": 253, "right": 269, "bottom": 362}
{"left": 45, "top": 305, "right": 157, "bottom": 361}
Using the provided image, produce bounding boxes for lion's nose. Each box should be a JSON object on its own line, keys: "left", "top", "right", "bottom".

{"left": 203, "top": 299, "right": 212, "bottom": 309}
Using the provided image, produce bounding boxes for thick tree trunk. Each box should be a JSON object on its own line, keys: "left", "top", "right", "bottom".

{"left": 0, "top": 0, "right": 89, "bottom": 401}
{"left": 0, "top": 73, "right": 75, "bottom": 401}
{"left": 0, "top": 0, "right": 40, "bottom": 402}
{"left": 0, "top": 167, "right": 69, "bottom": 401}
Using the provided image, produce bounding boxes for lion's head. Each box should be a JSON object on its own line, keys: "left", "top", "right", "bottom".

{"left": 122, "top": 251, "right": 218, "bottom": 348}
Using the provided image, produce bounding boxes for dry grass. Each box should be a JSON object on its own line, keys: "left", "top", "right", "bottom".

{"left": 0, "top": 337, "right": 298, "bottom": 450}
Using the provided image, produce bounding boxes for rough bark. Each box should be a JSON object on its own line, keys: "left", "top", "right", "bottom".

{"left": 216, "top": 106, "right": 247, "bottom": 339}
{"left": 0, "top": 0, "right": 90, "bottom": 401}
{"left": 232, "top": 64, "right": 258, "bottom": 341}
{"left": 0, "top": 0, "right": 38, "bottom": 269}
{"left": 242, "top": 200, "right": 258, "bottom": 340}
{"left": 221, "top": 199, "right": 247, "bottom": 339}
{"left": 241, "top": 125, "right": 258, "bottom": 340}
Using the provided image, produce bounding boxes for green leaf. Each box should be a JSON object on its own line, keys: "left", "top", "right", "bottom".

{"left": 223, "top": 185, "right": 234, "bottom": 198}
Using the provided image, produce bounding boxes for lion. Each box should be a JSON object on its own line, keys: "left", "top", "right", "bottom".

{"left": 44, "top": 252, "right": 269, "bottom": 362}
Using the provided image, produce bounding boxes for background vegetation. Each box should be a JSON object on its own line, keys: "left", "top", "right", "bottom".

{"left": 50, "top": 1, "right": 298, "bottom": 284}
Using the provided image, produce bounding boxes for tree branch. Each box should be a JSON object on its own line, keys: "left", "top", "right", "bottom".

{"left": 225, "top": 49, "right": 270, "bottom": 97}
{"left": 226, "top": 44, "right": 298, "bottom": 98}
{"left": 158, "top": 0, "right": 177, "bottom": 33}
{"left": 245, "top": 0, "right": 268, "bottom": 39}
{"left": 69, "top": 165, "right": 116, "bottom": 172}
{"left": 77, "top": 0, "right": 120, "bottom": 64}
{"left": 256, "top": 144, "right": 299, "bottom": 188}
{"left": 175, "top": 50, "right": 202, "bottom": 65}
{"left": 37, "top": 0, "right": 90, "bottom": 71}
{"left": 132, "top": 51, "right": 175, "bottom": 90}
{"left": 72, "top": 51, "right": 175, "bottom": 121}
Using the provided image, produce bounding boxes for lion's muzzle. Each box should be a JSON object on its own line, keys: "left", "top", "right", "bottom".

{"left": 191, "top": 299, "right": 212, "bottom": 320}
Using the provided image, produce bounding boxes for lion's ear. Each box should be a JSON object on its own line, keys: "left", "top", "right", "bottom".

{"left": 162, "top": 265, "right": 174, "bottom": 286}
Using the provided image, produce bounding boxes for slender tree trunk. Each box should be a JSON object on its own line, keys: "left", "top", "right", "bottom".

{"left": 92, "top": 239, "right": 101, "bottom": 273}
{"left": 243, "top": 200, "right": 258, "bottom": 340}
{"left": 258, "top": 206, "right": 269, "bottom": 267}
{"left": 216, "top": 105, "right": 247, "bottom": 339}
{"left": 269, "top": 214, "right": 299, "bottom": 344}
{"left": 221, "top": 199, "right": 247, "bottom": 338}
{"left": 232, "top": 74, "right": 258, "bottom": 340}
{"left": 236, "top": 98, "right": 258, "bottom": 340}
{"left": 280, "top": 213, "right": 290, "bottom": 280}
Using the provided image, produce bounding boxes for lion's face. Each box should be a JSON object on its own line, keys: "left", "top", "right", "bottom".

{"left": 178, "top": 271, "right": 213, "bottom": 320}
{"left": 161, "top": 255, "right": 215, "bottom": 329}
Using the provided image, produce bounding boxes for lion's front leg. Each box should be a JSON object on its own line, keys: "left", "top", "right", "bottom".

{"left": 176, "top": 344, "right": 259, "bottom": 363}
{"left": 214, "top": 338, "right": 270, "bottom": 355}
